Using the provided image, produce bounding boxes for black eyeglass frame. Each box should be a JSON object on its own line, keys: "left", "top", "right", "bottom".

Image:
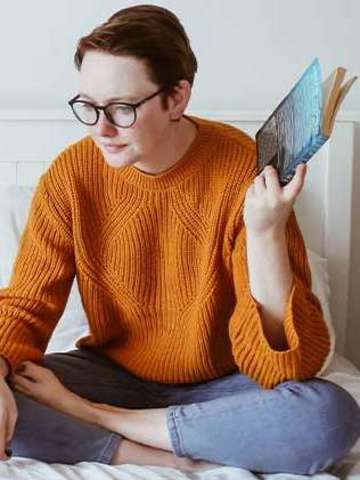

{"left": 68, "top": 86, "right": 166, "bottom": 128}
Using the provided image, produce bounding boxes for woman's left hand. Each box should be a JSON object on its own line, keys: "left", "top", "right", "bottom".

{"left": 9, "top": 361, "right": 69, "bottom": 407}
{"left": 243, "top": 163, "right": 307, "bottom": 236}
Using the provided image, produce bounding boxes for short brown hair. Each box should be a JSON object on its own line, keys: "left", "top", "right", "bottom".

{"left": 74, "top": 4, "right": 198, "bottom": 109}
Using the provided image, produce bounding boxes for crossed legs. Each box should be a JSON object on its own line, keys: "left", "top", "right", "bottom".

{"left": 9, "top": 360, "right": 215, "bottom": 471}
{"left": 8, "top": 355, "right": 360, "bottom": 474}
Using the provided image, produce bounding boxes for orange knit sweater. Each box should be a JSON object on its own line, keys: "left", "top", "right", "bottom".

{"left": 0, "top": 115, "right": 331, "bottom": 389}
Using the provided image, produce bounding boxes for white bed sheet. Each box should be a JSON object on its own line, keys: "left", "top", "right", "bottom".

{"left": 0, "top": 353, "right": 359, "bottom": 480}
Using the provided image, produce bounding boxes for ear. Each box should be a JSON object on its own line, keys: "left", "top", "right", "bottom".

{"left": 168, "top": 80, "right": 192, "bottom": 121}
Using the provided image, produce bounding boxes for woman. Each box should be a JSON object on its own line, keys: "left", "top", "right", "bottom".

{"left": 0, "top": 4, "right": 359, "bottom": 474}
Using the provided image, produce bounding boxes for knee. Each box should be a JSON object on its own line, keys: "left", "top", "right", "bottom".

{"left": 293, "top": 379, "right": 360, "bottom": 473}
{"left": 319, "top": 380, "right": 360, "bottom": 451}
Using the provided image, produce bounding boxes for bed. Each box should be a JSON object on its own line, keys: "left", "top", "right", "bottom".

{"left": 0, "top": 110, "right": 359, "bottom": 479}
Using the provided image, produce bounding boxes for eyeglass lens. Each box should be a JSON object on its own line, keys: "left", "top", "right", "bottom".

{"left": 72, "top": 102, "right": 136, "bottom": 127}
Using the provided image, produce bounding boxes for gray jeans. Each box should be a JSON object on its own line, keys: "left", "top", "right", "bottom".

{"left": 9, "top": 348, "right": 360, "bottom": 474}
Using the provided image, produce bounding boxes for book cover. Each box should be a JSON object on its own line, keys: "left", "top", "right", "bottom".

{"left": 256, "top": 59, "right": 338, "bottom": 186}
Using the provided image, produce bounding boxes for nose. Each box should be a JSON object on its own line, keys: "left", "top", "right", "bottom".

{"left": 94, "top": 111, "right": 117, "bottom": 136}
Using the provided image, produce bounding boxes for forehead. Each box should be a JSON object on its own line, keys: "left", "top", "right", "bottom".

{"left": 79, "top": 51, "right": 155, "bottom": 102}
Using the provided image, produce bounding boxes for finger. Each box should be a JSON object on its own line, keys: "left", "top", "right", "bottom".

{"left": 253, "top": 174, "right": 266, "bottom": 194}
{"left": 263, "top": 165, "right": 282, "bottom": 196}
{"left": 11, "top": 373, "right": 36, "bottom": 391}
{"left": 283, "top": 163, "right": 307, "bottom": 199}
{"left": 21, "top": 361, "right": 51, "bottom": 378}
{"left": 11, "top": 380, "right": 27, "bottom": 394}
{"left": 18, "top": 360, "right": 39, "bottom": 373}
{"left": 15, "top": 363, "right": 41, "bottom": 382}
{"left": 245, "top": 181, "right": 255, "bottom": 198}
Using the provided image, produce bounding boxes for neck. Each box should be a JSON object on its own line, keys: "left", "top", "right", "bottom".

{"left": 132, "top": 116, "right": 197, "bottom": 175}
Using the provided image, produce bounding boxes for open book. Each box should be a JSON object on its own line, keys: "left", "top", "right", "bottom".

{"left": 255, "top": 58, "right": 358, "bottom": 185}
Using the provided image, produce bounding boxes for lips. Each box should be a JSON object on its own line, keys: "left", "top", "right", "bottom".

{"left": 102, "top": 144, "right": 127, "bottom": 153}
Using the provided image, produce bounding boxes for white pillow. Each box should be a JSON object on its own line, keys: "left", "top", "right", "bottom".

{"left": 0, "top": 185, "right": 89, "bottom": 353}
{"left": 0, "top": 185, "right": 335, "bottom": 371}
{"left": 306, "top": 249, "right": 336, "bottom": 375}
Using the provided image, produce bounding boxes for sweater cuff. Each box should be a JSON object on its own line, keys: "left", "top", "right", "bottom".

{"left": 229, "top": 275, "right": 331, "bottom": 389}
{"left": 252, "top": 274, "right": 331, "bottom": 368}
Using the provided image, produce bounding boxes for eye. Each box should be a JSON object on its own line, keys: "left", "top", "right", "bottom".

{"left": 80, "top": 103, "right": 94, "bottom": 111}
{"left": 112, "top": 105, "right": 133, "bottom": 115}
{"left": 71, "top": 101, "right": 97, "bottom": 124}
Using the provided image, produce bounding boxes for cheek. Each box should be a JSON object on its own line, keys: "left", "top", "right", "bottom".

{"left": 141, "top": 110, "right": 169, "bottom": 142}
{"left": 129, "top": 121, "right": 162, "bottom": 153}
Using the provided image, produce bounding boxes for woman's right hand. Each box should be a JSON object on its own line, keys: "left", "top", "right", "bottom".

{"left": 0, "top": 377, "right": 18, "bottom": 460}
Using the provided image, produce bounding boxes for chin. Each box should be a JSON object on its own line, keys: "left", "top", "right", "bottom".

{"left": 103, "top": 151, "right": 137, "bottom": 169}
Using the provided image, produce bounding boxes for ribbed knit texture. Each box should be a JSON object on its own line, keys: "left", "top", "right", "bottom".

{"left": 0, "top": 115, "right": 331, "bottom": 389}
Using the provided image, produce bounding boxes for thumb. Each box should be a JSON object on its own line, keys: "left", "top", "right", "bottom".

{"left": 283, "top": 163, "right": 306, "bottom": 200}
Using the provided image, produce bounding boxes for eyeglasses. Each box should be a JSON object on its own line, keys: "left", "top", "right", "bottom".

{"left": 68, "top": 87, "right": 166, "bottom": 128}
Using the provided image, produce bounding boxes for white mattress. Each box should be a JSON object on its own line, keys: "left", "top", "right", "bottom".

{"left": 0, "top": 353, "right": 359, "bottom": 480}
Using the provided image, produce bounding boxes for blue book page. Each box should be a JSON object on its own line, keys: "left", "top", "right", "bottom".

{"left": 256, "top": 58, "right": 327, "bottom": 185}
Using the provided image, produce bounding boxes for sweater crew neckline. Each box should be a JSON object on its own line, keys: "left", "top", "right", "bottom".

{"left": 118, "top": 115, "right": 209, "bottom": 191}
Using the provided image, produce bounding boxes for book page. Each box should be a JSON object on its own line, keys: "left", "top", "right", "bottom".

{"left": 329, "top": 75, "right": 358, "bottom": 132}
{"left": 322, "top": 67, "right": 346, "bottom": 136}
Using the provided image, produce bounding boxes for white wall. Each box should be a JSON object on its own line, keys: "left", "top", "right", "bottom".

{"left": 1, "top": 0, "right": 360, "bottom": 367}
{"left": 0, "top": 0, "right": 359, "bottom": 113}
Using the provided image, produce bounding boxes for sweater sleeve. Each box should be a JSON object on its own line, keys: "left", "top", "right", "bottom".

{"left": 0, "top": 175, "right": 76, "bottom": 371}
{"left": 228, "top": 208, "right": 331, "bottom": 389}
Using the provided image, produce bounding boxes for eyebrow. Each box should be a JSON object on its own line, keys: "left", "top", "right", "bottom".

{"left": 79, "top": 93, "right": 138, "bottom": 103}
